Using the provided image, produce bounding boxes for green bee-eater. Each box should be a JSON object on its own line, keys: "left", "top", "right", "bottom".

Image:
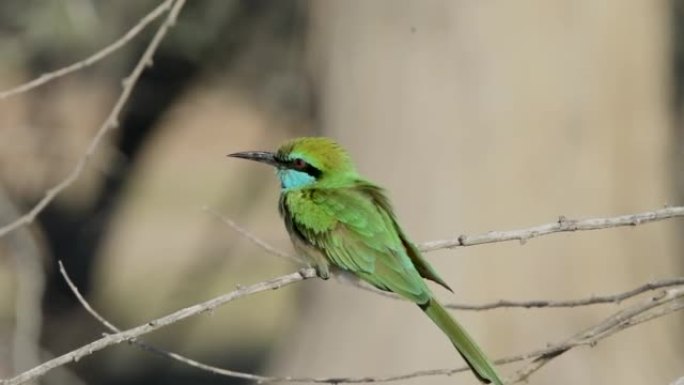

{"left": 229, "top": 137, "right": 502, "bottom": 384}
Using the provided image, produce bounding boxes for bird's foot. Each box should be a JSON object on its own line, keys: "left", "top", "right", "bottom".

{"left": 296, "top": 265, "right": 330, "bottom": 280}
{"left": 315, "top": 266, "right": 330, "bottom": 280}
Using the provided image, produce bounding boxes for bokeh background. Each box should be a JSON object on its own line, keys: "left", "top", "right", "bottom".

{"left": 0, "top": 1, "right": 683, "bottom": 384}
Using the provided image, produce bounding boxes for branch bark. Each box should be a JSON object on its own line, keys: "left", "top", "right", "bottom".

{"left": 419, "top": 206, "right": 684, "bottom": 251}
{"left": 444, "top": 277, "right": 684, "bottom": 310}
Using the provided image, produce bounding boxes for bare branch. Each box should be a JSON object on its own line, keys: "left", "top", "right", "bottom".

{"left": 509, "top": 287, "right": 684, "bottom": 383}
{"left": 444, "top": 277, "right": 684, "bottom": 310}
{"left": 2, "top": 267, "right": 317, "bottom": 385}
{"left": 206, "top": 205, "right": 684, "bottom": 256}
{"left": 0, "top": 0, "right": 185, "bottom": 240}
{"left": 208, "top": 210, "right": 684, "bottom": 311}
{"left": 419, "top": 206, "right": 684, "bottom": 251}
{"left": 59, "top": 261, "right": 410, "bottom": 384}
{"left": 214, "top": 205, "right": 684, "bottom": 255}
{"left": 0, "top": 1, "right": 172, "bottom": 99}
{"left": 58, "top": 262, "right": 119, "bottom": 335}
{"left": 57, "top": 261, "right": 282, "bottom": 383}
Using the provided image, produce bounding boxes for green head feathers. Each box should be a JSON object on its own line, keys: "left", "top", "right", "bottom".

{"left": 228, "top": 137, "right": 357, "bottom": 190}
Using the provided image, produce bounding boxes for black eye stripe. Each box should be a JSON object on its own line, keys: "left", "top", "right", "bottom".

{"left": 304, "top": 163, "right": 322, "bottom": 178}
{"left": 275, "top": 154, "right": 323, "bottom": 178}
{"left": 290, "top": 159, "right": 322, "bottom": 178}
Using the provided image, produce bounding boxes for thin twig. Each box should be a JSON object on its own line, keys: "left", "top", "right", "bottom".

{"left": 419, "top": 206, "right": 684, "bottom": 251}
{"left": 444, "top": 277, "right": 684, "bottom": 310}
{"left": 0, "top": 0, "right": 184, "bottom": 240}
{"left": 0, "top": 1, "right": 172, "bottom": 100}
{"left": 203, "top": 206, "right": 300, "bottom": 263}
{"left": 508, "top": 287, "right": 684, "bottom": 383}
{"left": 58, "top": 262, "right": 118, "bottom": 335}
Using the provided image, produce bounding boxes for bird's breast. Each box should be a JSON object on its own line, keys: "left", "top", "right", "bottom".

{"left": 280, "top": 190, "right": 337, "bottom": 233}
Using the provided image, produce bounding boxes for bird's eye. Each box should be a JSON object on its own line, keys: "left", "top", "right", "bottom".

{"left": 292, "top": 158, "right": 307, "bottom": 170}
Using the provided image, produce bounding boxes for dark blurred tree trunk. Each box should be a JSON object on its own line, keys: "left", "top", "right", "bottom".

{"left": 39, "top": 51, "right": 199, "bottom": 313}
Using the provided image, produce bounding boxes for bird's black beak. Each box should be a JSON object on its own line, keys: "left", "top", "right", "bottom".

{"left": 227, "top": 151, "right": 279, "bottom": 167}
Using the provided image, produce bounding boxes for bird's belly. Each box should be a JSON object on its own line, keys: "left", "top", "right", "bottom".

{"left": 289, "top": 234, "right": 331, "bottom": 277}
{"left": 331, "top": 267, "right": 363, "bottom": 285}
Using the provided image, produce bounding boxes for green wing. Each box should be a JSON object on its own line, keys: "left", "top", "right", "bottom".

{"left": 284, "top": 185, "right": 431, "bottom": 304}
{"left": 357, "top": 182, "right": 452, "bottom": 292}
{"left": 282, "top": 183, "right": 504, "bottom": 384}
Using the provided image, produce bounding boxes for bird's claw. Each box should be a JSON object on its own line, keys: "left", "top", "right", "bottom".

{"left": 315, "top": 266, "right": 330, "bottom": 280}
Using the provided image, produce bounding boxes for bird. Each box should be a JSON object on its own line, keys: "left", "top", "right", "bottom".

{"left": 228, "top": 137, "right": 502, "bottom": 384}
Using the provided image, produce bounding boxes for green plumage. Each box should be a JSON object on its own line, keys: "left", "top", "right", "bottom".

{"left": 230, "top": 137, "right": 503, "bottom": 385}
{"left": 423, "top": 299, "right": 502, "bottom": 385}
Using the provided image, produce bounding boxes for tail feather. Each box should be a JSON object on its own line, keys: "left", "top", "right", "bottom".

{"left": 421, "top": 298, "right": 503, "bottom": 385}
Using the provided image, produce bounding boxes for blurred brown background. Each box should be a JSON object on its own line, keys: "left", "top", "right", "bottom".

{"left": 0, "top": 1, "right": 682, "bottom": 384}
